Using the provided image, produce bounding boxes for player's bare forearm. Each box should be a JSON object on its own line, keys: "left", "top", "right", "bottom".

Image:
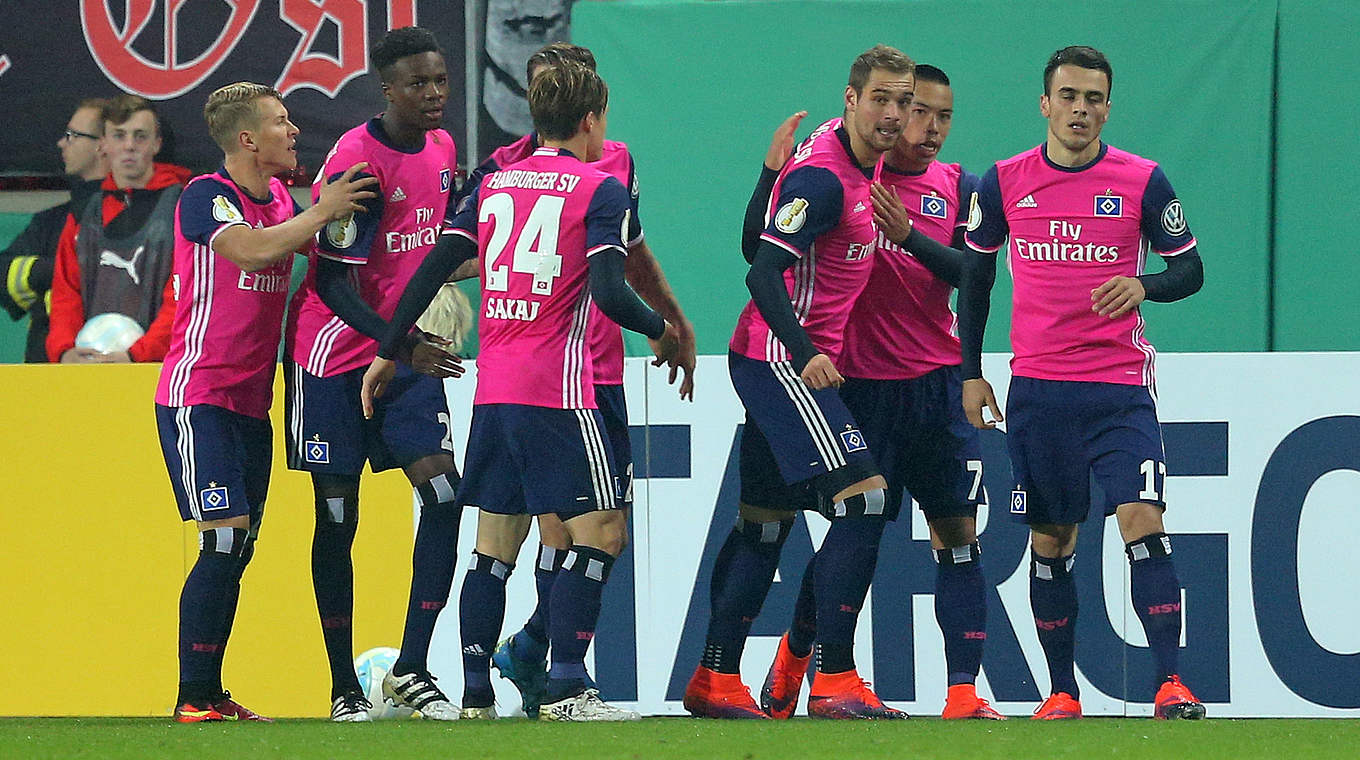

{"left": 626, "top": 239, "right": 697, "bottom": 400}
{"left": 624, "top": 240, "right": 689, "bottom": 328}
{"left": 216, "top": 165, "right": 377, "bottom": 272}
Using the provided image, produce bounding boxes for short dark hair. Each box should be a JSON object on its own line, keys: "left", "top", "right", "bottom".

{"left": 103, "top": 94, "right": 157, "bottom": 131}
{"left": 526, "top": 42, "right": 596, "bottom": 84}
{"left": 913, "top": 64, "right": 950, "bottom": 87}
{"left": 372, "top": 26, "right": 441, "bottom": 82}
{"left": 1043, "top": 46, "right": 1112, "bottom": 96}
{"left": 848, "top": 44, "right": 914, "bottom": 93}
{"left": 528, "top": 62, "right": 608, "bottom": 141}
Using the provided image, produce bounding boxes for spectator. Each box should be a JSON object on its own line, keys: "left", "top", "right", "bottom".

{"left": 0, "top": 98, "right": 109, "bottom": 362}
{"left": 46, "top": 94, "right": 192, "bottom": 363}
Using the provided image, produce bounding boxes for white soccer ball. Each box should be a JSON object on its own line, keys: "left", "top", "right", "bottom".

{"left": 354, "top": 646, "right": 415, "bottom": 720}
{"left": 74, "top": 312, "right": 144, "bottom": 352}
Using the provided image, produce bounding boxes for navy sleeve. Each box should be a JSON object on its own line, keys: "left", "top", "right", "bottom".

{"left": 624, "top": 154, "right": 644, "bottom": 245}
{"left": 585, "top": 177, "right": 630, "bottom": 256}
{"left": 747, "top": 240, "right": 818, "bottom": 370}
{"left": 761, "top": 165, "right": 843, "bottom": 257}
{"left": 964, "top": 165, "right": 1007, "bottom": 253}
{"left": 1140, "top": 166, "right": 1196, "bottom": 255}
{"left": 377, "top": 233, "right": 480, "bottom": 359}
{"left": 291, "top": 196, "right": 304, "bottom": 217}
{"left": 316, "top": 170, "right": 383, "bottom": 264}
{"left": 742, "top": 165, "right": 780, "bottom": 263}
{"left": 589, "top": 250, "right": 665, "bottom": 339}
{"left": 444, "top": 180, "right": 481, "bottom": 240}
{"left": 177, "top": 178, "right": 249, "bottom": 247}
{"left": 955, "top": 170, "right": 980, "bottom": 228}
{"left": 450, "top": 156, "right": 498, "bottom": 220}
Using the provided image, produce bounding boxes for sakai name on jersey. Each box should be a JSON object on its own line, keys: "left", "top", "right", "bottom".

{"left": 1014, "top": 219, "right": 1119, "bottom": 263}
{"left": 485, "top": 296, "right": 542, "bottom": 322}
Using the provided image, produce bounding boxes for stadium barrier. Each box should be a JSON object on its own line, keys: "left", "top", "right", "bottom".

{"left": 4, "top": 353, "right": 1359, "bottom": 717}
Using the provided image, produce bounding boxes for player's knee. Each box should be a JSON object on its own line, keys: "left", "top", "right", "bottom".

{"left": 565, "top": 510, "right": 629, "bottom": 556}
{"left": 737, "top": 502, "right": 797, "bottom": 524}
{"left": 1031, "top": 524, "right": 1078, "bottom": 557}
{"left": 536, "top": 513, "right": 573, "bottom": 550}
{"left": 1115, "top": 501, "right": 1166, "bottom": 544}
{"left": 930, "top": 516, "right": 978, "bottom": 548}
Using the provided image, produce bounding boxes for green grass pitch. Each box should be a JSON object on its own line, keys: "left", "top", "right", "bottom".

{"left": 3, "top": 717, "right": 1358, "bottom": 760}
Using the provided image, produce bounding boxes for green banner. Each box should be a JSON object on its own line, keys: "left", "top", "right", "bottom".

{"left": 575, "top": 0, "right": 1276, "bottom": 356}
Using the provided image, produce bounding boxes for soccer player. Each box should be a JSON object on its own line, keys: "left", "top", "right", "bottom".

{"left": 745, "top": 65, "right": 1005, "bottom": 721}
{"left": 283, "top": 27, "right": 466, "bottom": 722}
{"left": 361, "top": 61, "right": 680, "bottom": 721}
{"left": 461, "top": 42, "right": 697, "bottom": 719}
{"left": 683, "top": 45, "right": 914, "bottom": 720}
{"left": 156, "top": 81, "right": 375, "bottom": 722}
{"left": 957, "top": 45, "right": 1206, "bottom": 720}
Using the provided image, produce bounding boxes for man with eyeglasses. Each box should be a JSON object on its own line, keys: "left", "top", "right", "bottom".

{"left": 46, "top": 94, "right": 192, "bottom": 363}
{"left": 0, "top": 99, "right": 109, "bottom": 362}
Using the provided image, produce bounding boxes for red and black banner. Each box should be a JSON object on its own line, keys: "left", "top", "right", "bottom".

{"left": 0, "top": 0, "right": 467, "bottom": 176}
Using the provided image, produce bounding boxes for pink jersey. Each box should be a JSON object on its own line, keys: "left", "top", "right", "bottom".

{"left": 156, "top": 171, "right": 300, "bottom": 419}
{"left": 286, "top": 118, "right": 456, "bottom": 376}
{"left": 840, "top": 161, "right": 972, "bottom": 379}
{"left": 966, "top": 143, "right": 1197, "bottom": 386}
{"left": 482, "top": 134, "right": 641, "bottom": 385}
{"left": 450, "top": 146, "right": 631, "bottom": 408}
{"left": 730, "top": 118, "right": 882, "bottom": 364}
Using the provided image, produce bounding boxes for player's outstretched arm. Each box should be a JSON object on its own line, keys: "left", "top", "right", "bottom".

{"left": 624, "top": 239, "right": 695, "bottom": 400}
{"left": 214, "top": 162, "right": 377, "bottom": 272}
{"left": 315, "top": 257, "right": 389, "bottom": 340}
{"left": 375, "top": 232, "right": 480, "bottom": 362}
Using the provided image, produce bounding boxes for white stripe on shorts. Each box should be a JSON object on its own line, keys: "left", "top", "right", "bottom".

{"left": 770, "top": 359, "right": 845, "bottom": 470}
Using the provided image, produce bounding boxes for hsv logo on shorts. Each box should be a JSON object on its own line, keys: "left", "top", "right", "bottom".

{"left": 1094, "top": 194, "right": 1123, "bottom": 217}
{"left": 201, "top": 483, "right": 231, "bottom": 512}
{"left": 305, "top": 435, "right": 331, "bottom": 464}
{"left": 840, "top": 426, "right": 867, "bottom": 453}
{"left": 920, "top": 194, "right": 948, "bottom": 219}
{"left": 1010, "top": 489, "right": 1027, "bottom": 514}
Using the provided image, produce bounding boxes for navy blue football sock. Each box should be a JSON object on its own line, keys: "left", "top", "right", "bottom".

{"left": 209, "top": 535, "right": 254, "bottom": 696}
{"left": 520, "top": 543, "right": 564, "bottom": 659}
{"left": 787, "top": 557, "right": 818, "bottom": 658}
{"left": 311, "top": 490, "right": 361, "bottom": 699}
{"left": 813, "top": 513, "right": 886, "bottom": 673}
{"left": 395, "top": 474, "right": 460, "bottom": 675}
{"left": 1031, "top": 551, "right": 1079, "bottom": 698}
{"left": 935, "top": 543, "right": 986, "bottom": 686}
{"left": 701, "top": 517, "right": 793, "bottom": 673}
{"left": 1126, "top": 533, "right": 1182, "bottom": 683}
{"left": 546, "top": 546, "right": 615, "bottom": 701}
{"left": 178, "top": 527, "right": 248, "bottom": 705}
{"left": 459, "top": 551, "right": 513, "bottom": 705}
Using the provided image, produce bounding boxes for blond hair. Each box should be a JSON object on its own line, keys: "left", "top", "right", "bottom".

{"left": 204, "top": 82, "right": 283, "bottom": 152}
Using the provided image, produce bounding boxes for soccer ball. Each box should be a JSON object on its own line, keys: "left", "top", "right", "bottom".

{"left": 354, "top": 646, "right": 415, "bottom": 720}
{"left": 75, "top": 312, "right": 144, "bottom": 352}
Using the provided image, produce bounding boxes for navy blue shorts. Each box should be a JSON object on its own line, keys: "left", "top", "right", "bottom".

{"left": 156, "top": 403, "right": 271, "bottom": 524}
{"left": 729, "top": 351, "right": 877, "bottom": 509}
{"left": 457, "top": 403, "right": 620, "bottom": 519}
{"left": 596, "top": 384, "right": 633, "bottom": 507}
{"left": 839, "top": 366, "right": 985, "bottom": 521}
{"left": 284, "top": 360, "right": 453, "bottom": 475}
{"left": 1005, "top": 376, "right": 1166, "bottom": 525}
